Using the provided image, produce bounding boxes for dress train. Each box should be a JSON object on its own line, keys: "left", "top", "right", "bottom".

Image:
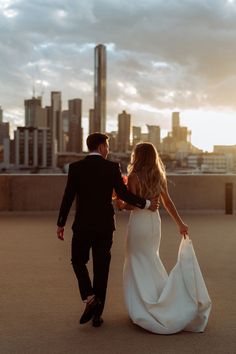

{"left": 123, "top": 209, "right": 211, "bottom": 334}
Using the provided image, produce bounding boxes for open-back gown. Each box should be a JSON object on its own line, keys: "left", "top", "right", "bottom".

{"left": 123, "top": 208, "right": 211, "bottom": 334}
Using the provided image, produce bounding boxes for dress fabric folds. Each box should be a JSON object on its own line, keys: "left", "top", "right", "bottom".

{"left": 123, "top": 209, "right": 212, "bottom": 334}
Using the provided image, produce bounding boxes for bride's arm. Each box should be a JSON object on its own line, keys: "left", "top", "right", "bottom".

{"left": 160, "top": 181, "right": 188, "bottom": 237}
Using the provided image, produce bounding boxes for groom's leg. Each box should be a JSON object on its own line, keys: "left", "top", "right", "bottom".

{"left": 71, "top": 231, "right": 94, "bottom": 301}
{"left": 92, "top": 231, "right": 113, "bottom": 316}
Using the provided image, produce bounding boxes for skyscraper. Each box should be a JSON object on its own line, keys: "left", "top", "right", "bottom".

{"left": 172, "top": 111, "right": 180, "bottom": 129}
{"left": 0, "top": 122, "right": 10, "bottom": 145}
{"left": 132, "top": 126, "right": 142, "bottom": 148}
{"left": 147, "top": 125, "right": 161, "bottom": 151}
{"left": 51, "top": 91, "right": 63, "bottom": 152}
{"left": 94, "top": 44, "right": 106, "bottom": 133}
{"left": 48, "top": 91, "right": 63, "bottom": 168}
{"left": 172, "top": 112, "right": 189, "bottom": 142}
{"left": 13, "top": 127, "right": 52, "bottom": 168}
{"left": 62, "top": 109, "right": 69, "bottom": 151}
{"left": 0, "top": 106, "right": 3, "bottom": 123}
{"left": 0, "top": 105, "right": 9, "bottom": 149}
{"left": 24, "top": 96, "right": 47, "bottom": 128}
{"left": 89, "top": 108, "right": 95, "bottom": 135}
{"left": 118, "top": 110, "right": 131, "bottom": 152}
{"left": 68, "top": 98, "right": 83, "bottom": 153}
{"left": 24, "top": 97, "right": 42, "bottom": 127}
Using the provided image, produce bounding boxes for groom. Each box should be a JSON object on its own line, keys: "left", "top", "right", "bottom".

{"left": 57, "top": 133, "right": 158, "bottom": 327}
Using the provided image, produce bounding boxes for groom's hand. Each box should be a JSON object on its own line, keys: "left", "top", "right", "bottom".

{"left": 148, "top": 196, "right": 160, "bottom": 211}
{"left": 57, "top": 227, "right": 64, "bottom": 241}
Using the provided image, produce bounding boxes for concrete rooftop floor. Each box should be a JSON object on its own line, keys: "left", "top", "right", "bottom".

{"left": 0, "top": 211, "right": 236, "bottom": 354}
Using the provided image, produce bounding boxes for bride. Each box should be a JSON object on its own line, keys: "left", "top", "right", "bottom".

{"left": 121, "top": 142, "right": 211, "bottom": 334}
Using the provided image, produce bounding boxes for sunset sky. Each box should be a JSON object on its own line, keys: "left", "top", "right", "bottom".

{"left": 1, "top": 0, "right": 236, "bottom": 151}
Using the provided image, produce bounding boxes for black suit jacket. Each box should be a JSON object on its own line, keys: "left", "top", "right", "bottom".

{"left": 57, "top": 155, "right": 146, "bottom": 232}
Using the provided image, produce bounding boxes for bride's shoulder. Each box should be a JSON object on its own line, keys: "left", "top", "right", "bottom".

{"left": 128, "top": 172, "right": 140, "bottom": 185}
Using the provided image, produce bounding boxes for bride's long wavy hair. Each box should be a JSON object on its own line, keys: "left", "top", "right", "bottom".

{"left": 127, "top": 142, "right": 166, "bottom": 198}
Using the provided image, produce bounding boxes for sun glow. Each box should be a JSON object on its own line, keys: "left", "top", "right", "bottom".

{"left": 181, "top": 109, "right": 236, "bottom": 152}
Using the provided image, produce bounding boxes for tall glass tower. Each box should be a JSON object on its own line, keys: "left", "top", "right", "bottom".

{"left": 94, "top": 44, "right": 106, "bottom": 133}
{"left": 0, "top": 106, "right": 3, "bottom": 123}
{"left": 50, "top": 91, "right": 62, "bottom": 167}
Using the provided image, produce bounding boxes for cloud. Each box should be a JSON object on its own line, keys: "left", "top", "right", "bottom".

{"left": 1, "top": 0, "right": 236, "bottom": 133}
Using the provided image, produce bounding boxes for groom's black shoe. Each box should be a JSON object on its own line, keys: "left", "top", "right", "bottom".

{"left": 92, "top": 315, "right": 104, "bottom": 327}
{"left": 80, "top": 297, "right": 100, "bottom": 324}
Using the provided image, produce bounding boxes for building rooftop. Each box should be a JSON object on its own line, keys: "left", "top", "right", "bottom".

{"left": 1, "top": 211, "right": 235, "bottom": 354}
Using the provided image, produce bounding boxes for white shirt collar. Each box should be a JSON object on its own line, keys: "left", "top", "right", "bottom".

{"left": 88, "top": 152, "right": 102, "bottom": 156}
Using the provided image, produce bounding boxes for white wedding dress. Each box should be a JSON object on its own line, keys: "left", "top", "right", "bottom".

{"left": 123, "top": 208, "right": 212, "bottom": 334}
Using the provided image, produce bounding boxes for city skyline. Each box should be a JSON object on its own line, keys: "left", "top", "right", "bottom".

{"left": 1, "top": 0, "right": 236, "bottom": 152}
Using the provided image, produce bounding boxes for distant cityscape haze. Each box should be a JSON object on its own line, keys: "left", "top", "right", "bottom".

{"left": 2, "top": 92, "right": 236, "bottom": 154}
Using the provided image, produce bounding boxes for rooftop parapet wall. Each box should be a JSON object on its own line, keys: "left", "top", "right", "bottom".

{"left": 0, "top": 174, "right": 235, "bottom": 212}
{"left": 166, "top": 175, "right": 235, "bottom": 213}
{"left": 0, "top": 175, "right": 65, "bottom": 211}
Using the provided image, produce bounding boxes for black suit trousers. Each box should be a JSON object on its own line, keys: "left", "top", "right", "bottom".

{"left": 71, "top": 229, "right": 113, "bottom": 316}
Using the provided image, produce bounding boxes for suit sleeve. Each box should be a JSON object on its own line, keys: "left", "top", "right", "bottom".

{"left": 113, "top": 163, "right": 146, "bottom": 209}
{"left": 57, "top": 164, "right": 77, "bottom": 227}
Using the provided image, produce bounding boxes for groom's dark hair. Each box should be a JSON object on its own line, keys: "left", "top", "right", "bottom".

{"left": 87, "top": 133, "right": 109, "bottom": 151}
